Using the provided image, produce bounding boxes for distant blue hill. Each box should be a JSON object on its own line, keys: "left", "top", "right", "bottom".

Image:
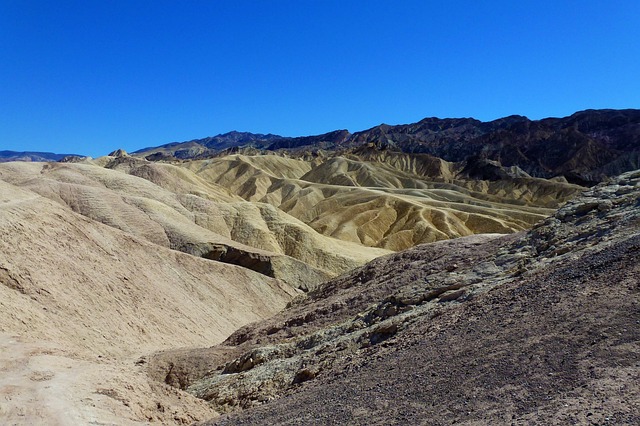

{"left": 0, "top": 150, "right": 84, "bottom": 162}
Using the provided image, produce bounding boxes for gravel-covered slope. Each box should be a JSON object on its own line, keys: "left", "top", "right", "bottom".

{"left": 182, "top": 170, "right": 640, "bottom": 425}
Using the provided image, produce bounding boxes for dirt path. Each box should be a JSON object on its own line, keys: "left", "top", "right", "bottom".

{"left": 0, "top": 334, "right": 217, "bottom": 425}
{"left": 0, "top": 334, "right": 97, "bottom": 425}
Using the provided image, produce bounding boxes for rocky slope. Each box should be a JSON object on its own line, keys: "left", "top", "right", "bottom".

{"left": 135, "top": 109, "right": 640, "bottom": 184}
{"left": 348, "top": 109, "right": 640, "bottom": 183}
{"left": 148, "top": 169, "right": 640, "bottom": 425}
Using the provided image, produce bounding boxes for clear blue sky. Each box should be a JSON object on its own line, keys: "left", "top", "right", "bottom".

{"left": 1, "top": 1, "right": 639, "bottom": 157}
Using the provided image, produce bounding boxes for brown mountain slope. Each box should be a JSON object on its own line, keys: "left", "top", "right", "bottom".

{"left": 154, "top": 169, "right": 640, "bottom": 425}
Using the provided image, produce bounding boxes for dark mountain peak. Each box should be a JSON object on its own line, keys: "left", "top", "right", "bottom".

{"left": 486, "top": 114, "right": 530, "bottom": 127}
{"left": 347, "top": 109, "right": 640, "bottom": 181}
{"left": 132, "top": 131, "right": 285, "bottom": 155}
{"left": 415, "top": 116, "right": 481, "bottom": 127}
{"left": 215, "top": 131, "right": 282, "bottom": 142}
{"left": 133, "top": 109, "right": 639, "bottom": 183}
{"left": 561, "top": 108, "right": 640, "bottom": 131}
{"left": 266, "top": 129, "right": 351, "bottom": 151}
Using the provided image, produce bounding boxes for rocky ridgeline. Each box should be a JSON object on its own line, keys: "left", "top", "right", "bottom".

{"left": 136, "top": 109, "right": 640, "bottom": 184}
{"left": 160, "top": 170, "right": 640, "bottom": 418}
{"left": 526, "top": 170, "right": 640, "bottom": 260}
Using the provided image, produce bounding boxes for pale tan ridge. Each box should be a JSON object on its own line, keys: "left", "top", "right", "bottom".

{"left": 0, "top": 177, "right": 299, "bottom": 424}
{"left": 0, "top": 160, "right": 390, "bottom": 288}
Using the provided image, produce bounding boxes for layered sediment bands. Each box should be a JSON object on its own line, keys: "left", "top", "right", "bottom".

{"left": 182, "top": 152, "right": 582, "bottom": 250}
{"left": 0, "top": 179, "right": 298, "bottom": 357}
{"left": 0, "top": 150, "right": 583, "bottom": 280}
{"left": 0, "top": 160, "right": 389, "bottom": 289}
{"left": 0, "top": 176, "right": 302, "bottom": 424}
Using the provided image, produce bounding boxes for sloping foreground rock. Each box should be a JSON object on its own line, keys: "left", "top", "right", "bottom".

{"left": 163, "top": 170, "right": 639, "bottom": 425}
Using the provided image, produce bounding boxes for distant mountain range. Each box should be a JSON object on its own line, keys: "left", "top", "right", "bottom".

{"left": 3, "top": 109, "right": 639, "bottom": 185}
{"left": 134, "top": 109, "right": 640, "bottom": 185}
{"left": 0, "top": 150, "right": 83, "bottom": 162}
{"left": 133, "top": 129, "right": 351, "bottom": 159}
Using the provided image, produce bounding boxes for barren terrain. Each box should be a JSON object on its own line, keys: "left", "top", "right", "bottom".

{"left": 163, "top": 170, "right": 639, "bottom": 425}
{"left": 0, "top": 141, "right": 636, "bottom": 425}
{"left": 180, "top": 150, "right": 580, "bottom": 250}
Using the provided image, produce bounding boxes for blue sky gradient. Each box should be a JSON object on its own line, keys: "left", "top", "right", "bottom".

{"left": 1, "top": 1, "right": 639, "bottom": 157}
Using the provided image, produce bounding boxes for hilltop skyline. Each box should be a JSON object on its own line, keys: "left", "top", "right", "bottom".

{"left": 2, "top": 1, "right": 639, "bottom": 157}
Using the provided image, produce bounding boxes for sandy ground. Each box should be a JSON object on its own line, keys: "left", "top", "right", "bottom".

{"left": 0, "top": 333, "right": 218, "bottom": 425}
{"left": 0, "top": 172, "right": 297, "bottom": 425}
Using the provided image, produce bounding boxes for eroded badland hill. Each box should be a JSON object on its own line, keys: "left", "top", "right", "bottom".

{"left": 0, "top": 110, "right": 638, "bottom": 424}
